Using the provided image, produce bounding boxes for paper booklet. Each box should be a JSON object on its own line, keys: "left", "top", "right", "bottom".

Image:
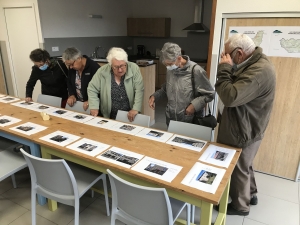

{"left": 39, "top": 130, "right": 80, "bottom": 147}
{"left": 131, "top": 156, "right": 182, "bottom": 183}
{"left": 9, "top": 122, "right": 47, "bottom": 135}
{"left": 84, "top": 117, "right": 120, "bottom": 129}
{"left": 166, "top": 134, "right": 207, "bottom": 152}
{"left": 109, "top": 122, "right": 145, "bottom": 135}
{"left": 62, "top": 112, "right": 94, "bottom": 123}
{"left": 181, "top": 162, "right": 226, "bottom": 194}
{"left": 199, "top": 144, "right": 236, "bottom": 168}
{"left": 47, "top": 108, "right": 74, "bottom": 118}
{"left": 97, "top": 146, "right": 144, "bottom": 169}
{"left": 0, "top": 96, "right": 20, "bottom": 103}
{"left": 66, "top": 138, "right": 110, "bottom": 157}
{"left": 135, "top": 128, "right": 174, "bottom": 143}
{"left": 26, "top": 103, "right": 56, "bottom": 112}
{"left": 0, "top": 115, "right": 21, "bottom": 127}
{"left": 11, "top": 101, "right": 40, "bottom": 109}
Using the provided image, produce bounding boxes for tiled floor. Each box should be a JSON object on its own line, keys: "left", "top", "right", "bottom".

{"left": 1, "top": 96, "right": 299, "bottom": 225}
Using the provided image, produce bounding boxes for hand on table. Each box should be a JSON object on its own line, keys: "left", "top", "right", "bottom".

{"left": 67, "top": 95, "right": 76, "bottom": 107}
{"left": 128, "top": 110, "right": 138, "bottom": 122}
{"left": 83, "top": 101, "right": 89, "bottom": 111}
{"left": 90, "top": 109, "right": 99, "bottom": 117}
{"left": 148, "top": 96, "right": 155, "bottom": 110}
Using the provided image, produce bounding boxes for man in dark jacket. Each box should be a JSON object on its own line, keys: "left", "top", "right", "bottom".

{"left": 62, "top": 47, "right": 100, "bottom": 111}
{"left": 215, "top": 34, "right": 276, "bottom": 216}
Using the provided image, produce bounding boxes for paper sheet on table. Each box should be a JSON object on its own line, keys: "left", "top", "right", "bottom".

{"left": 11, "top": 101, "right": 40, "bottom": 109}
{"left": 9, "top": 122, "right": 47, "bottom": 135}
{"left": 26, "top": 103, "right": 56, "bottom": 112}
{"left": 62, "top": 112, "right": 94, "bottom": 123}
{"left": 0, "top": 94, "right": 6, "bottom": 98}
{"left": 47, "top": 108, "right": 74, "bottom": 118}
{"left": 97, "top": 146, "right": 144, "bottom": 169}
{"left": 135, "top": 128, "right": 174, "bottom": 143}
{"left": 199, "top": 144, "right": 236, "bottom": 168}
{"left": 109, "top": 122, "right": 145, "bottom": 135}
{"left": 39, "top": 130, "right": 80, "bottom": 147}
{"left": 0, "top": 96, "right": 20, "bottom": 103}
{"left": 66, "top": 138, "right": 110, "bottom": 157}
{"left": 0, "top": 115, "right": 21, "bottom": 127}
{"left": 131, "top": 156, "right": 182, "bottom": 183}
{"left": 166, "top": 134, "right": 207, "bottom": 152}
{"left": 84, "top": 117, "right": 120, "bottom": 129}
{"left": 181, "top": 162, "right": 226, "bottom": 194}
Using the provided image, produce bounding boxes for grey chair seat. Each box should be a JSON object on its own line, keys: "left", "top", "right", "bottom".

{"left": 116, "top": 110, "right": 150, "bottom": 127}
{"left": 65, "top": 101, "right": 90, "bottom": 115}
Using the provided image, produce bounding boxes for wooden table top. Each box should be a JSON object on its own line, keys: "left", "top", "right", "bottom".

{"left": 0, "top": 100, "right": 241, "bottom": 205}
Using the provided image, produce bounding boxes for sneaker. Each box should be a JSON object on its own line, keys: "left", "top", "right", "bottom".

{"left": 250, "top": 195, "right": 258, "bottom": 205}
{"left": 214, "top": 203, "right": 249, "bottom": 216}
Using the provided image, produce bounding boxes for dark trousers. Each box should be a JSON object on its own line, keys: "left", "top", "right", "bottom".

{"left": 229, "top": 140, "right": 262, "bottom": 212}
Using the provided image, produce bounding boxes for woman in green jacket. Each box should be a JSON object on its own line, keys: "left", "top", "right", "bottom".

{"left": 87, "top": 47, "right": 144, "bottom": 122}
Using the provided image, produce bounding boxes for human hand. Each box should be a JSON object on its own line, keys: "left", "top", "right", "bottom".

{"left": 90, "top": 109, "right": 99, "bottom": 117}
{"left": 67, "top": 95, "right": 76, "bottom": 106}
{"left": 185, "top": 104, "right": 195, "bottom": 116}
{"left": 220, "top": 53, "right": 233, "bottom": 66}
{"left": 128, "top": 110, "right": 138, "bottom": 122}
{"left": 83, "top": 101, "right": 89, "bottom": 111}
{"left": 25, "top": 97, "right": 32, "bottom": 102}
{"left": 148, "top": 96, "right": 155, "bottom": 110}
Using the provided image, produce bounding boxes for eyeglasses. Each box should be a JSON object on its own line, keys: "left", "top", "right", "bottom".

{"left": 65, "top": 58, "right": 79, "bottom": 68}
{"left": 112, "top": 64, "right": 127, "bottom": 70}
{"left": 228, "top": 47, "right": 242, "bottom": 58}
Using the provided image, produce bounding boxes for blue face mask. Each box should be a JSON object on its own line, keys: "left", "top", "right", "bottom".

{"left": 166, "top": 64, "right": 178, "bottom": 71}
{"left": 39, "top": 64, "right": 48, "bottom": 71}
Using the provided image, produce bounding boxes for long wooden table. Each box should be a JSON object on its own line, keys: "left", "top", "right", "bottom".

{"left": 0, "top": 100, "right": 241, "bottom": 225}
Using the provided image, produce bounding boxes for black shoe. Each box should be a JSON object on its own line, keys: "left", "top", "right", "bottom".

{"left": 215, "top": 204, "right": 249, "bottom": 216}
{"left": 250, "top": 195, "right": 258, "bottom": 205}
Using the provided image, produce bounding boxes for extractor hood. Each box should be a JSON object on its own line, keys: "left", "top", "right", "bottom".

{"left": 183, "top": 0, "right": 209, "bottom": 33}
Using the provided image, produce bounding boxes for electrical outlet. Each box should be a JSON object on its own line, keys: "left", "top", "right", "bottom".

{"left": 52, "top": 46, "right": 59, "bottom": 51}
{"left": 127, "top": 46, "right": 133, "bottom": 50}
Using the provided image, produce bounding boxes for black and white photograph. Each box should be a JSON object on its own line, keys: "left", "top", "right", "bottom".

{"left": 3, "top": 97, "right": 14, "bottom": 101}
{"left": 146, "top": 130, "right": 164, "bottom": 138}
{"left": 74, "top": 115, "right": 86, "bottom": 119}
{"left": 54, "top": 110, "right": 67, "bottom": 115}
{"left": 50, "top": 135, "right": 68, "bottom": 143}
{"left": 38, "top": 105, "right": 49, "bottom": 109}
{"left": 144, "top": 163, "right": 168, "bottom": 176}
{"left": 21, "top": 102, "right": 33, "bottom": 105}
{"left": 101, "top": 150, "right": 123, "bottom": 160}
{"left": 97, "top": 120, "right": 108, "bottom": 124}
{"left": 172, "top": 136, "right": 205, "bottom": 148}
{"left": 16, "top": 126, "right": 34, "bottom": 132}
{"left": 120, "top": 124, "right": 135, "bottom": 131}
{"left": 78, "top": 143, "right": 97, "bottom": 152}
{"left": 196, "top": 170, "right": 217, "bottom": 185}
{"left": 212, "top": 151, "right": 228, "bottom": 161}
{"left": 116, "top": 155, "right": 139, "bottom": 166}
{"left": 0, "top": 119, "right": 10, "bottom": 124}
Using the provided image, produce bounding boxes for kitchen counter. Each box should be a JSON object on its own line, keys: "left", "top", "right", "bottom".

{"left": 128, "top": 55, "right": 207, "bottom": 63}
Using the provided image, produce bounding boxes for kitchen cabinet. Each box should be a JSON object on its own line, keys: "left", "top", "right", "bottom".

{"left": 127, "top": 18, "right": 171, "bottom": 37}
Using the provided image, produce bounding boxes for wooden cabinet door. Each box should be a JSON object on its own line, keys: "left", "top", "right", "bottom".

{"left": 127, "top": 18, "right": 139, "bottom": 36}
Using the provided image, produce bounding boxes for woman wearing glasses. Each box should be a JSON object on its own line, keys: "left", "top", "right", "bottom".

{"left": 62, "top": 47, "right": 100, "bottom": 111}
{"left": 25, "top": 49, "right": 68, "bottom": 107}
{"left": 87, "top": 47, "right": 144, "bottom": 122}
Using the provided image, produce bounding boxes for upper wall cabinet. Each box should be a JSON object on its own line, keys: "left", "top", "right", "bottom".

{"left": 127, "top": 18, "right": 171, "bottom": 37}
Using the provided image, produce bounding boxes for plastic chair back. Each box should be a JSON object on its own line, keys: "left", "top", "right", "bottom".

{"left": 116, "top": 110, "right": 150, "bottom": 127}
{"left": 66, "top": 101, "right": 90, "bottom": 115}
{"left": 107, "top": 169, "right": 173, "bottom": 225}
{"left": 37, "top": 94, "right": 62, "bottom": 108}
{"left": 168, "top": 120, "right": 212, "bottom": 141}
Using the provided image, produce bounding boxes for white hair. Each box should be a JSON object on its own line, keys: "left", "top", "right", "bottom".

{"left": 106, "top": 47, "right": 128, "bottom": 65}
{"left": 225, "top": 34, "right": 256, "bottom": 55}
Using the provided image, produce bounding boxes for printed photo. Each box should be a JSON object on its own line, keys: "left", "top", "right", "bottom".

{"left": 172, "top": 137, "right": 205, "bottom": 148}
{"left": 120, "top": 124, "right": 135, "bottom": 131}
{"left": 144, "top": 163, "right": 168, "bottom": 176}
{"left": 196, "top": 170, "right": 217, "bottom": 185}
{"left": 54, "top": 110, "right": 67, "bottom": 115}
{"left": 116, "top": 155, "right": 139, "bottom": 166}
{"left": 97, "top": 120, "right": 108, "bottom": 124}
{"left": 74, "top": 115, "right": 86, "bottom": 119}
{"left": 50, "top": 135, "right": 68, "bottom": 143}
{"left": 21, "top": 102, "right": 33, "bottom": 105}
{"left": 78, "top": 143, "right": 97, "bottom": 152}
{"left": 38, "top": 105, "right": 49, "bottom": 109}
{"left": 0, "top": 119, "right": 10, "bottom": 124}
{"left": 101, "top": 150, "right": 123, "bottom": 160}
{"left": 3, "top": 97, "right": 14, "bottom": 101}
{"left": 146, "top": 130, "right": 164, "bottom": 138}
{"left": 16, "top": 126, "right": 34, "bottom": 132}
{"left": 212, "top": 151, "right": 228, "bottom": 161}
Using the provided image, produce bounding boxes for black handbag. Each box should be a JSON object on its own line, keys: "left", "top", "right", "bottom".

{"left": 191, "top": 64, "right": 217, "bottom": 129}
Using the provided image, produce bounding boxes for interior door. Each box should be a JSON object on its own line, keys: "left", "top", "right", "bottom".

{"left": 4, "top": 6, "right": 41, "bottom": 99}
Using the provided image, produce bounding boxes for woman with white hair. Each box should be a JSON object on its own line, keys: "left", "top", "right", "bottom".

{"left": 87, "top": 47, "right": 144, "bottom": 121}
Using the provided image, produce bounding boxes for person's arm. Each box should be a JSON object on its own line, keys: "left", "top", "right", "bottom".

{"left": 87, "top": 68, "right": 102, "bottom": 116}
{"left": 131, "top": 67, "right": 144, "bottom": 113}
{"left": 25, "top": 67, "right": 39, "bottom": 100}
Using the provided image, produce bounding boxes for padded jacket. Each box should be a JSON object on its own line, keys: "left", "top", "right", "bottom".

{"left": 215, "top": 47, "right": 276, "bottom": 148}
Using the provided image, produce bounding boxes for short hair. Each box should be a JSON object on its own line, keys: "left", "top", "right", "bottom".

{"left": 225, "top": 34, "right": 256, "bottom": 55}
{"left": 62, "top": 47, "right": 82, "bottom": 62}
{"left": 160, "top": 42, "right": 181, "bottom": 63}
{"left": 29, "top": 49, "right": 50, "bottom": 62}
{"left": 106, "top": 47, "right": 128, "bottom": 65}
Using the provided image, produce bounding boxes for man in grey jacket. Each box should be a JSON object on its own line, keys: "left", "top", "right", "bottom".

{"left": 216, "top": 34, "right": 276, "bottom": 216}
{"left": 149, "top": 42, "right": 214, "bottom": 126}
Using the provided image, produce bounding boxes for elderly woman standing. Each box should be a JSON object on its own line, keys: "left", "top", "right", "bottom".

{"left": 149, "top": 42, "right": 214, "bottom": 126}
{"left": 62, "top": 47, "right": 100, "bottom": 111}
{"left": 87, "top": 47, "right": 144, "bottom": 121}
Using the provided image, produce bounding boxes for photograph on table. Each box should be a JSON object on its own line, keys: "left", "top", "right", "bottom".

{"left": 135, "top": 128, "right": 174, "bottom": 143}
{"left": 27, "top": 103, "right": 55, "bottom": 112}
{"left": 166, "top": 134, "right": 207, "bottom": 152}
{"left": 0, "top": 115, "right": 21, "bottom": 127}
{"left": 84, "top": 117, "right": 120, "bottom": 129}
{"left": 10, "top": 122, "right": 47, "bottom": 135}
{"left": 144, "top": 163, "right": 168, "bottom": 176}
{"left": 47, "top": 108, "right": 74, "bottom": 118}
{"left": 196, "top": 170, "right": 217, "bottom": 185}
{"left": 62, "top": 112, "right": 94, "bottom": 123}
{"left": 39, "top": 130, "right": 80, "bottom": 146}
{"left": 109, "top": 122, "right": 145, "bottom": 135}
{"left": 67, "top": 138, "right": 110, "bottom": 157}
{"left": 0, "top": 96, "right": 20, "bottom": 103}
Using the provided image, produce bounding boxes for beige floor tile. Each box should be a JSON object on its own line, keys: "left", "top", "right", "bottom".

{"left": 243, "top": 218, "right": 268, "bottom": 225}
{"left": 9, "top": 211, "right": 57, "bottom": 225}
{"left": 0, "top": 196, "right": 28, "bottom": 225}
{"left": 0, "top": 168, "right": 30, "bottom": 195}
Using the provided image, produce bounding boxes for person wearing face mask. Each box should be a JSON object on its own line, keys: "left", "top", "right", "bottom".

{"left": 148, "top": 42, "right": 214, "bottom": 126}
{"left": 25, "top": 49, "right": 68, "bottom": 107}
{"left": 215, "top": 34, "right": 276, "bottom": 216}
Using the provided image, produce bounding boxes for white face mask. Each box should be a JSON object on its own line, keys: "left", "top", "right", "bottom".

{"left": 166, "top": 64, "right": 178, "bottom": 70}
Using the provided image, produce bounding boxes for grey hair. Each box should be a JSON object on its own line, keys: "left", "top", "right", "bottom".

{"left": 225, "top": 34, "right": 256, "bottom": 55}
{"left": 160, "top": 42, "right": 181, "bottom": 63}
{"left": 62, "top": 47, "right": 82, "bottom": 62}
{"left": 106, "top": 47, "right": 128, "bottom": 65}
